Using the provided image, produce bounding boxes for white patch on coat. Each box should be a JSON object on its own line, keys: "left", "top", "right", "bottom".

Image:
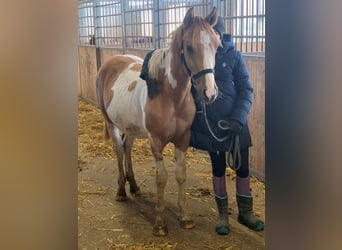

{"left": 106, "top": 62, "right": 149, "bottom": 138}
{"left": 164, "top": 52, "right": 177, "bottom": 89}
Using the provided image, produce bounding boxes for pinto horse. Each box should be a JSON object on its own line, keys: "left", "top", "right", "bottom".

{"left": 96, "top": 7, "right": 220, "bottom": 236}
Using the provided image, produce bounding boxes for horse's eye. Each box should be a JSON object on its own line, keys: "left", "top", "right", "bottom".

{"left": 186, "top": 45, "right": 193, "bottom": 53}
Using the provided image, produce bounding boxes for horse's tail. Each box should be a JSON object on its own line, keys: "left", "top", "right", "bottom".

{"left": 96, "top": 72, "right": 113, "bottom": 141}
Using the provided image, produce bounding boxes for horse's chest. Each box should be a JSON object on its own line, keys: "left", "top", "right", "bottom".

{"left": 144, "top": 95, "right": 195, "bottom": 139}
{"left": 164, "top": 105, "right": 195, "bottom": 134}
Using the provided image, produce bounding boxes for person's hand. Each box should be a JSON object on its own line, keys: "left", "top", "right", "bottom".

{"left": 229, "top": 120, "right": 243, "bottom": 134}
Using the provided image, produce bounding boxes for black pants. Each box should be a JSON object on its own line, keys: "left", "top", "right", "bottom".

{"left": 209, "top": 148, "right": 249, "bottom": 178}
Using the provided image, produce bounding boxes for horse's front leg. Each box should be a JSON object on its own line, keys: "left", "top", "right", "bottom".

{"left": 175, "top": 147, "right": 195, "bottom": 229}
{"left": 151, "top": 148, "right": 168, "bottom": 236}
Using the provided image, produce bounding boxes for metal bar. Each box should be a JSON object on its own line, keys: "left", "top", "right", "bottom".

{"left": 77, "top": 0, "right": 265, "bottom": 52}
{"left": 256, "top": 0, "right": 260, "bottom": 51}
{"left": 262, "top": 0, "right": 265, "bottom": 51}
{"left": 121, "top": 0, "right": 126, "bottom": 52}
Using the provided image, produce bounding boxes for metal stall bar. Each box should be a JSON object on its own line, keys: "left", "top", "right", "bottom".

{"left": 221, "top": 0, "right": 265, "bottom": 53}
{"left": 157, "top": 0, "right": 209, "bottom": 49}
{"left": 95, "top": 0, "right": 122, "bottom": 47}
{"left": 78, "top": 0, "right": 95, "bottom": 45}
{"left": 123, "top": 0, "right": 154, "bottom": 50}
{"left": 77, "top": 0, "right": 265, "bottom": 53}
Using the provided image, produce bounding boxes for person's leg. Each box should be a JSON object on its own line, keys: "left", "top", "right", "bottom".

{"left": 209, "top": 151, "right": 229, "bottom": 235}
{"left": 235, "top": 148, "right": 264, "bottom": 231}
{"left": 236, "top": 147, "right": 250, "bottom": 196}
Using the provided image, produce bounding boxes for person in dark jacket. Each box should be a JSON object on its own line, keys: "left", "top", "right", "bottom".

{"left": 190, "top": 16, "right": 264, "bottom": 235}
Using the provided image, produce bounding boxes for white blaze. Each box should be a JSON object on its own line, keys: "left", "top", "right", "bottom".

{"left": 200, "top": 30, "right": 216, "bottom": 98}
{"left": 200, "top": 30, "right": 215, "bottom": 71}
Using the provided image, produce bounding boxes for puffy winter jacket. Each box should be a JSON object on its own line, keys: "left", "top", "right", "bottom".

{"left": 190, "top": 34, "right": 253, "bottom": 152}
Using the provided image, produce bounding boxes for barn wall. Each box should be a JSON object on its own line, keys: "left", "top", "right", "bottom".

{"left": 244, "top": 54, "right": 265, "bottom": 180}
{"left": 99, "top": 48, "right": 150, "bottom": 65}
{"left": 77, "top": 46, "right": 265, "bottom": 178}
{"left": 78, "top": 46, "right": 98, "bottom": 105}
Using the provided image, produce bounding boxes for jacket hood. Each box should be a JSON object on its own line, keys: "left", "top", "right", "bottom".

{"left": 218, "top": 34, "right": 235, "bottom": 53}
{"left": 213, "top": 16, "right": 225, "bottom": 39}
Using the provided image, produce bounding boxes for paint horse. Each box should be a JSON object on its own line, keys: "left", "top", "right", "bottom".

{"left": 96, "top": 7, "right": 220, "bottom": 236}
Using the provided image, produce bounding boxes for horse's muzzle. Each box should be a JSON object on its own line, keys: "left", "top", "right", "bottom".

{"left": 203, "top": 85, "right": 218, "bottom": 103}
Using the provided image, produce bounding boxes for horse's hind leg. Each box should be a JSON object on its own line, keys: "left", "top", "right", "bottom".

{"left": 122, "top": 134, "right": 141, "bottom": 196}
{"left": 107, "top": 123, "right": 127, "bottom": 201}
{"left": 175, "top": 147, "right": 195, "bottom": 229}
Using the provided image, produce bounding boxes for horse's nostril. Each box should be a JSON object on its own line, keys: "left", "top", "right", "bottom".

{"left": 203, "top": 88, "right": 217, "bottom": 104}
{"left": 204, "top": 89, "right": 214, "bottom": 100}
{"left": 203, "top": 89, "right": 208, "bottom": 100}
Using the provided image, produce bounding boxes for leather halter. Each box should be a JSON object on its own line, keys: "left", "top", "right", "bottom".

{"left": 180, "top": 52, "right": 215, "bottom": 84}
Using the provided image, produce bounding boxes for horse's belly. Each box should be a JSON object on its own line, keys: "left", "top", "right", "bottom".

{"left": 107, "top": 78, "right": 148, "bottom": 138}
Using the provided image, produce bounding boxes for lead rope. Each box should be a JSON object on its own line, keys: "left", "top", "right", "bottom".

{"left": 202, "top": 103, "right": 241, "bottom": 170}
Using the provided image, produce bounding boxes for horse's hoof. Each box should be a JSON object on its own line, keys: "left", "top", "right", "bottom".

{"left": 179, "top": 219, "right": 195, "bottom": 229}
{"left": 116, "top": 188, "right": 127, "bottom": 201}
{"left": 152, "top": 224, "right": 168, "bottom": 236}
{"left": 130, "top": 187, "right": 142, "bottom": 197}
{"left": 116, "top": 195, "right": 127, "bottom": 202}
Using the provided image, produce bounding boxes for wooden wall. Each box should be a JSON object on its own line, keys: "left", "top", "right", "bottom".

{"left": 78, "top": 46, "right": 98, "bottom": 105}
{"left": 244, "top": 54, "right": 265, "bottom": 180}
{"left": 78, "top": 46, "right": 265, "bottom": 179}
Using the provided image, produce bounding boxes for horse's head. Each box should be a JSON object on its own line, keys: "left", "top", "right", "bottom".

{"left": 178, "top": 7, "right": 220, "bottom": 103}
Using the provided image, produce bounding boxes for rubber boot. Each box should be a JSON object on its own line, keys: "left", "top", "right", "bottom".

{"left": 215, "top": 196, "right": 230, "bottom": 235}
{"left": 236, "top": 194, "right": 264, "bottom": 231}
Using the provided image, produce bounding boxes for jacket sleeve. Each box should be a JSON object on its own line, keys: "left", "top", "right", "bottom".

{"left": 230, "top": 51, "right": 253, "bottom": 126}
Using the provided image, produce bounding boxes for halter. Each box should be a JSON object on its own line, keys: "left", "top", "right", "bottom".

{"left": 180, "top": 52, "right": 215, "bottom": 84}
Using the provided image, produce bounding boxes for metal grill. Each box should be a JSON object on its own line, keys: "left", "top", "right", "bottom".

{"left": 94, "top": 0, "right": 122, "bottom": 47}
{"left": 78, "top": 0, "right": 265, "bottom": 53}
{"left": 216, "top": 0, "right": 265, "bottom": 53}
{"left": 124, "top": 1, "right": 154, "bottom": 49}
{"left": 157, "top": 0, "right": 209, "bottom": 48}
{"left": 78, "top": 0, "right": 95, "bottom": 45}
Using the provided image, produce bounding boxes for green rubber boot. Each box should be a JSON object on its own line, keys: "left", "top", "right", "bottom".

{"left": 236, "top": 194, "right": 264, "bottom": 231}
{"left": 215, "top": 196, "right": 230, "bottom": 235}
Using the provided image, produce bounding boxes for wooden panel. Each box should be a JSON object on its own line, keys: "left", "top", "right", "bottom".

{"left": 100, "top": 48, "right": 150, "bottom": 64}
{"left": 78, "top": 46, "right": 98, "bottom": 105}
{"left": 100, "top": 48, "right": 122, "bottom": 65}
{"left": 124, "top": 49, "right": 150, "bottom": 60}
{"left": 244, "top": 55, "right": 265, "bottom": 178}
{"left": 78, "top": 61, "right": 81, "bottom": 97}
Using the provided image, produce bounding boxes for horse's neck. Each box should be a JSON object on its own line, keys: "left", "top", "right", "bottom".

{"left": 168, "top": 51, "right": 190, "bottom": 86}
{"left": 166, "top": 51, "right": 191, "bottom": 104}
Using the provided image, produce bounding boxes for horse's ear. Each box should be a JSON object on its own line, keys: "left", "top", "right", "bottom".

{"left": 205, "top": 7, "right": 218, "bottom": 26}
{"left": 183, "top": 7, "right": 194, "bottom": 29}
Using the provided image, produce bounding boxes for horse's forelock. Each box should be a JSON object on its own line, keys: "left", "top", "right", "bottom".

{"left": 191, "top": 17, "right": 216, "bottom": 39}
{"left": 171, "top": 17, "right": 216, "bottom": 51}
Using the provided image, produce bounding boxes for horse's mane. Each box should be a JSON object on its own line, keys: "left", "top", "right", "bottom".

{"left": 148, "top": 23, "right": 185, "bottom": 80}
{"left": 148, "top": 48, "right": 169, "bottom": 79}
